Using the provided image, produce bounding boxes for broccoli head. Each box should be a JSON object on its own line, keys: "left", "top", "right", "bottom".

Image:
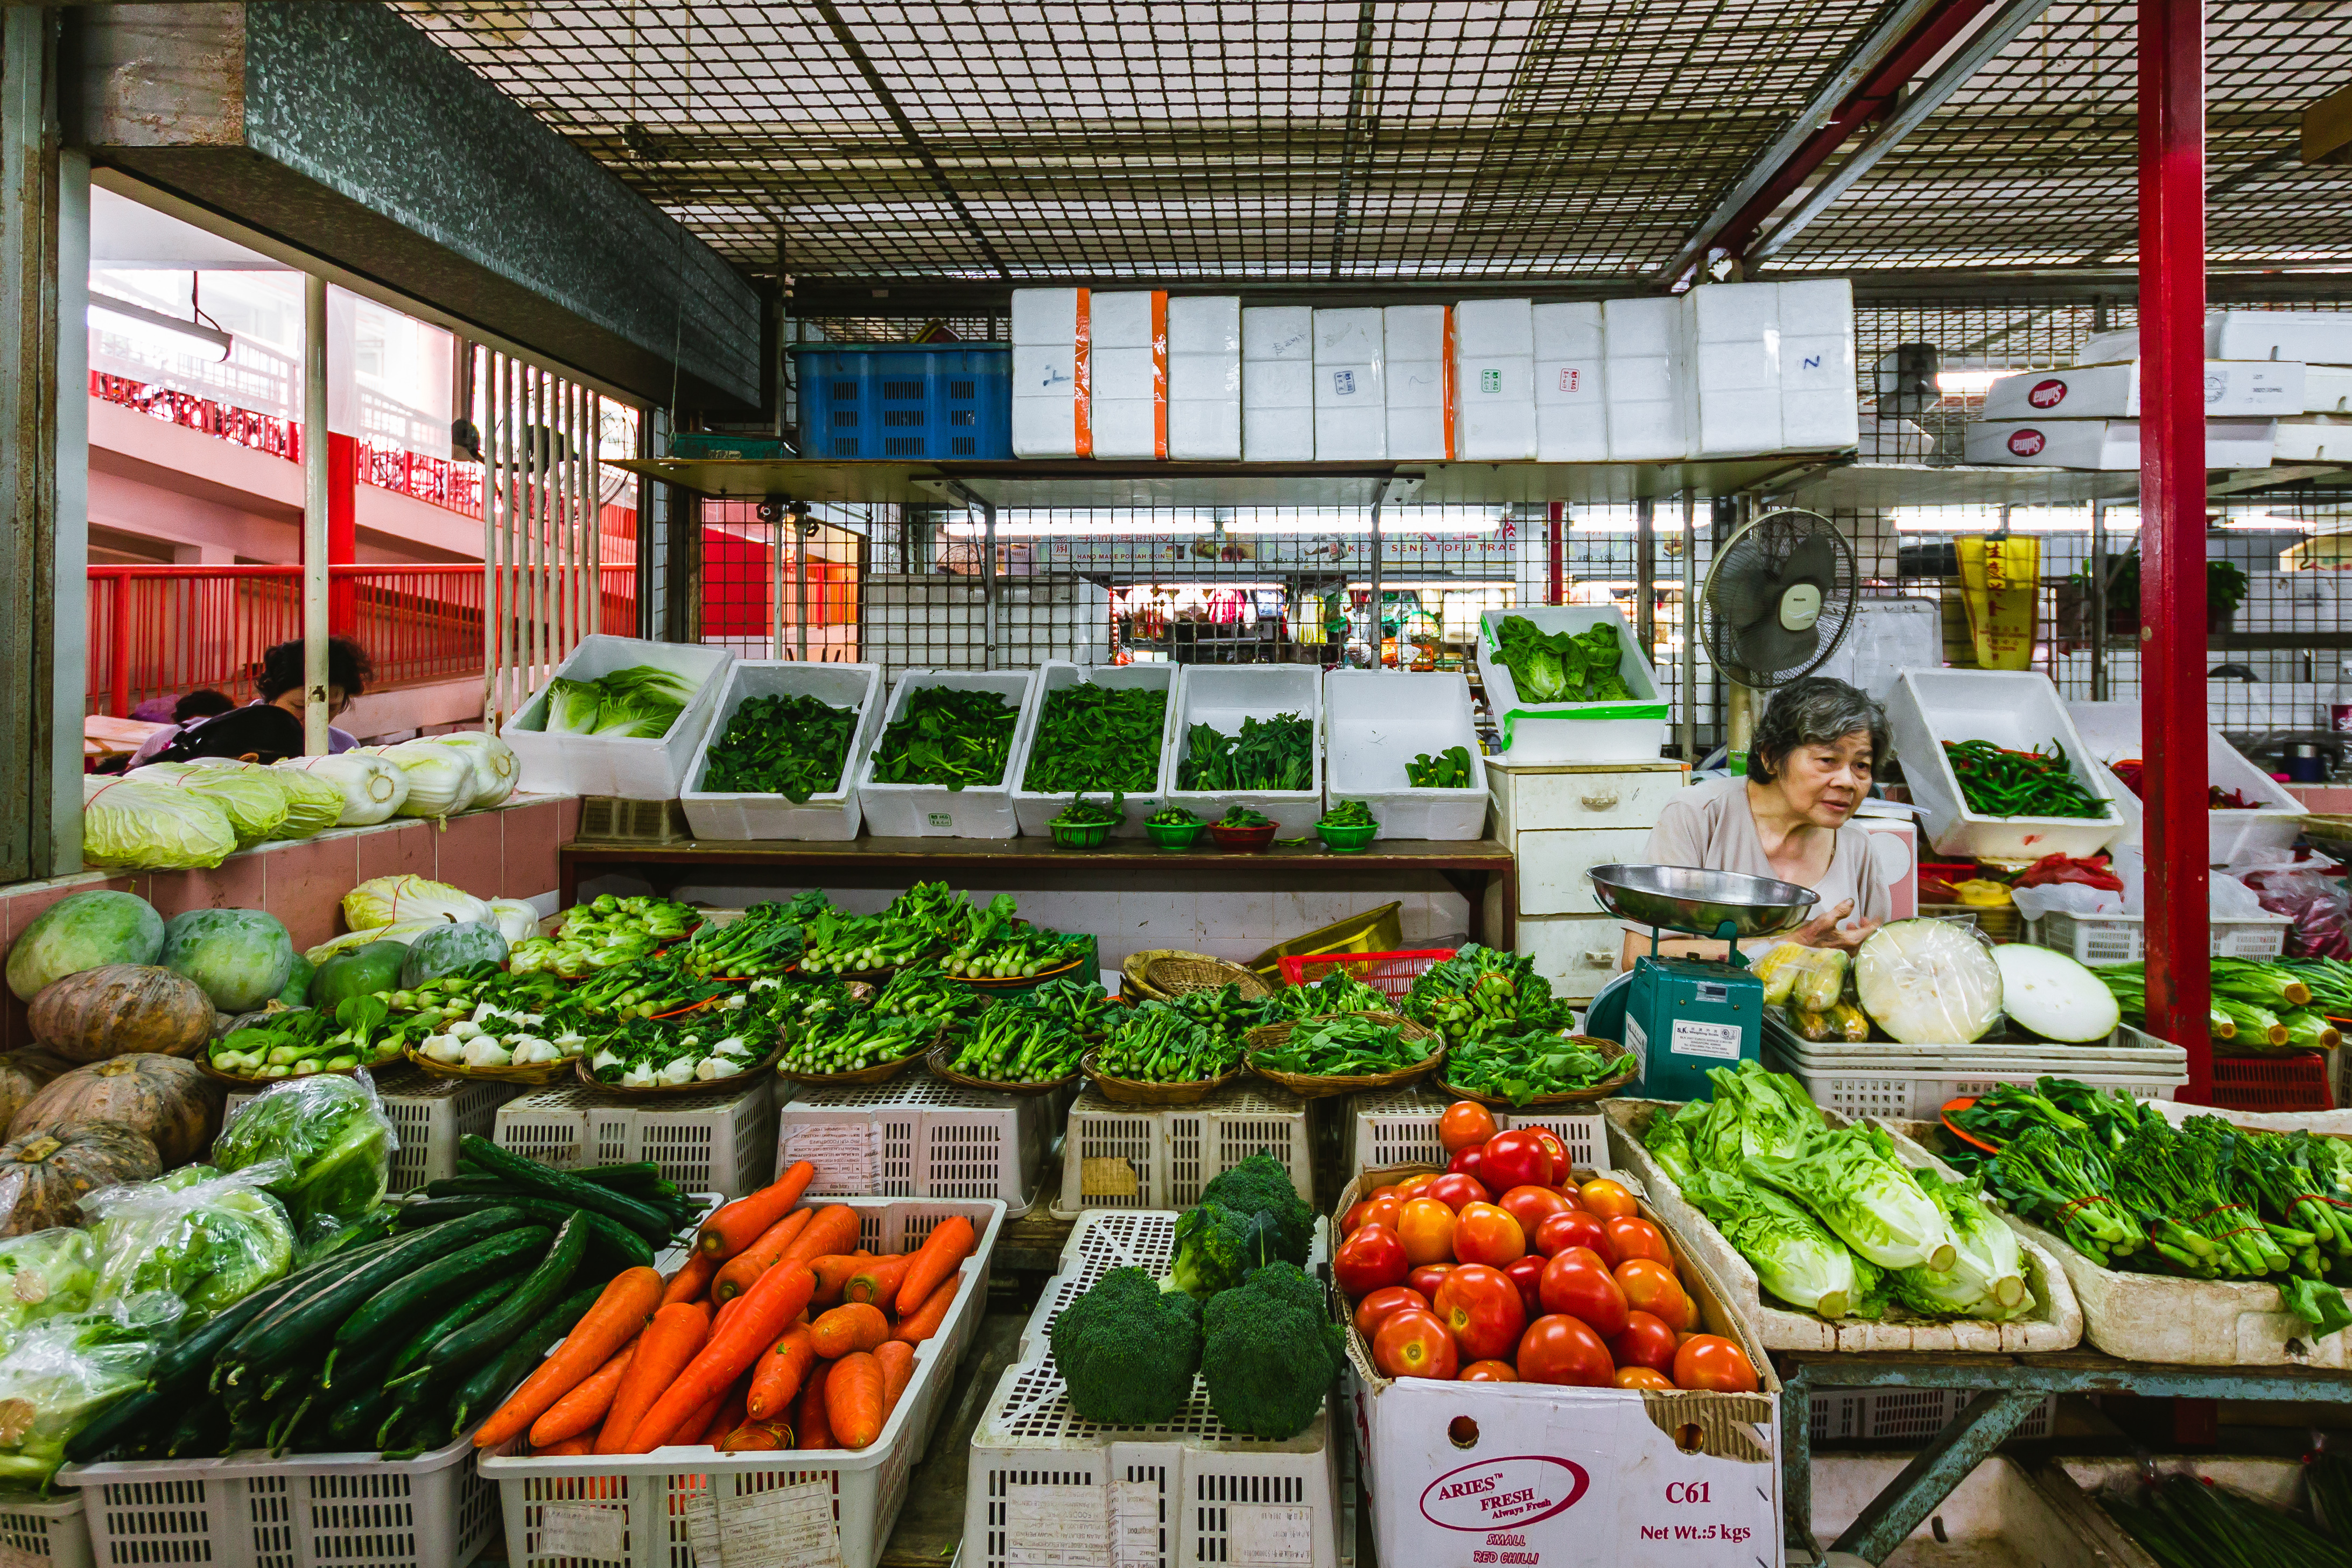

{"left": 1196, "top": 1154, "right": 1315, "bottom": 1267}
{"left": 1200, "top": 1262, "right": 1344, "bottom": 1442}
{"left": 1050, "top": 1267, "right": 1203, "bottom": 1427}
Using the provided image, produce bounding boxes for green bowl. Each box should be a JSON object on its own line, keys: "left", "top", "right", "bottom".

{"left": 1145, "top": 820, "right": 1205, "bottom": 850}
{"left": 1050, "top": 820, "right": 1114, "bottom": 849}
{"left": 1317, "top": 821, "right": 1380, "bottom": 853}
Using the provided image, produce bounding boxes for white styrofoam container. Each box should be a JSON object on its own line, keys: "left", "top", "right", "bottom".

{"left": 1342, "top": 1083, "right": 1604, "bottom": 1184}
{"left": 1963, "top": 417, "right": 2277, "bottom": 469}
{"left": 778, "top": 1074, "right": 1052, "bottom": 1217}
{"left": 1602, "top": 295, "right": 1686, "bottom": 461}
{"left": 1602, "top": 1098, "right": 2085, "bottom": 1353}
{"left": 226, "top": 1063, "right": 515, "bottom": 1194}
{"left": 1054, "top": 1081, "right": 1311, "bottom": 1218}
{"left": 1320, "top": 669, "right": 1487, "bottom": 840}
{"left": 2031, "top": 906, "right": 2291, "bottom": 965}
{"left": 1886, "top": 669, "right": 2129, "bottom": 860}
{"left": 857, "top": 668, "right": 1041, "bottom": 839}
{"left": 1680, "top": 280, "right": 1784, "bottom": 457}
{"left": 500, "top": 634, "right": 732, "bottom": 800}
{"left": 1161, "top": 664, "right": 1324, "bottom": 835}
{"left": 1167, "top": 294, "right": 1241, "bottom": 460}
{"left": 0, "top": 1489, "right": 90, "bottom": 1568}
{"left": 485, "top": 1196, "right": 1005, "bottom": 1568}
{"left": 1454, "top": 297, "right": 1536, "bottom": 461}
{"left": 1475, "top": 603, "right": 1668, "bottom": 763}
{"left": 1982, "top": 359, "right": 2306, "bottom": 420}
{"left": 1533, "top": 300, "right": 1607, "bottom": 462}
{"left": 1809, "top": 1454, "right": 2110, "bottom": 1563}
{"left": 1778, "top": 276, "right": 1860, "bottom": 451}
{"left": 2066, "top": 697, "right": 2304, "bottom": 864}
{"left": 494, "top": 1078, "right": 779, "bottom": 1199}
{"left": 1009, "top": 660, "right": 1176, "bottom": 838}
{"left": 1242, "top": 305, "right": 1315, "bottom": 461}
{"left": 678, "top": 661, "right": 886, "bottom": 841}
{"left": 1312, "top": 306, "right": 1387, "bottom": 460}
{"left": 1012, "top": 286, "right": 1089, "bottom": 459}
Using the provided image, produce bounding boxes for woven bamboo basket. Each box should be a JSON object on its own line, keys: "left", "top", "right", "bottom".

{"left": 774, "top": 1019, "right": 941, "bottom": 1087}
{"left": 404, "top": 1047, "right": 574, "bottom": 1087}
{"left": 1139, "top": 954, "right": 1275, "bottom": 1001}
{"left": 925, "top": 1041, "right": 1082, "bottom": 1098}
{"left": 1078, "top": 1049, "right": 1244, "bottom": 1106}
{"left": 1242, "top": 1011, "right": 1442, "bottom": 1100}
{"left": 1435, "top": 1033, "right": 1638, "bottom": 1109}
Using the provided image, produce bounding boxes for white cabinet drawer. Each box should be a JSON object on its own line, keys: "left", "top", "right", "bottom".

{"left": 1518, "top": 913, "right": 1625, "bottom": 1003}
{"left": 1487, "top": 762, "right": 1687, "bottom": 846}
{"left": 1516, "top": 826, "right": 1652, "bottom": 917}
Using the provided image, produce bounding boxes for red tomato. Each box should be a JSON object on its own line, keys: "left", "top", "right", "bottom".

{"left": 1580, "top": 1178, "right": 1640, "bottom": 1221}
{"left": 1373, "top": 1310, "right": 1459, "bottom": 1381}
{"left": 1398, "top": 1198, "right": 1458, "bottom": 1267}
{"left": 1497, "top": 1184, "right": 1571, "bottom": 1237}
{"left": 1537, "top": 1256, "right": 1628, "bottom": 1339}
{"left": 1440, "top": 1101, "right": 1499, "bottom": 1154}
{"left": 1408, "top": 1263, "right": 1455, "bottom": 1302}
{"left": 1673, "top": 1334, "right": 1759, "bottom": 1394}
{"left": 1604, "top": 1217, "right": 1675, "bottom": 1269}
{"left": 1434, "top": 1264, "right": 1528, "bottom": 1362}
{"left": 1459, "top": 1359, "right": 1520, "bottom": 1383}
{"left": 1426, "top": 1173, "right": 1491, "bottom": 1213}
{"left": 1515, "top": 1313, "right": 1615, "bottom": 1387}
{"left": 1333, "top": 1222, "right": 1409, "bottom": 1297}
{"left": 1395, "top": 1173, "right": 1440, "bottom": 1199}
{"left": 1340, "top": 1200, "right": 1370, "bottom": 1237}
{"left": 1445, "top": 1145, "right": 1489, "bottom": 1186}
{"left": 1615, "top": 1260, "right": 1692, "bottom": 1328}
{"left": 1363, "top": 1193, "right": 1403, "bottom": 1233}
{"left": 1452, "top": 1202, "right": 1527, "bottom": 1268}
{"left": 1609, "top": 1311, "right": 1679, "bottom": 1374}
{"left": 1481, "top": 1129, "right": 1553, "bottom": 1192}
{"left": 1501, "top": 1255, "right": 1546, "bottom": 1320}
{"left": 1530, "top": 1129, "right": 1570, "bottom": 1186}
{"left": 1553, "top": 1246, "right": 1606, "bottom": 1272}
{"left": 1532, "top": 1208, "right": 1606, "bottom": 1260}
{"left": 1613, "top": 1366, "right": 1675, "bottom": 1391}
{"left": 1351, "top": 1286, "right": 1430, "bottom": 1340}
{"left": 1649, "top": 1283, "right": 1700, "bottom": 1334}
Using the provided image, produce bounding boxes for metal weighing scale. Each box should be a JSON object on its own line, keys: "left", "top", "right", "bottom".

{"left": 1581, "top": 864, "right": 1820, "bottom": 1102}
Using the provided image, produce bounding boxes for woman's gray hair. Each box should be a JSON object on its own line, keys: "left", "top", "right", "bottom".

{"left": 1749, "top": 676, "right": 1892, "bottom": 783}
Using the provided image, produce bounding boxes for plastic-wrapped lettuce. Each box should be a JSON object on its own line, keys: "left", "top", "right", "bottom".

{"left": 341, "top": 874, "right": 493, "bottom": 933}
{"left": 209, "top": 1072, "right": 396, "bottom": 1235}
{"left": 82, "top": 775, "right": 237, "bottom": 871}
{"left": 127, "top": 761, "right": 291, "bottom": 847}
{"left": 83, "top": 1163, "right": 296, "bottom": 1323}
{"left": 0, "top": 1231, "right": 97, "bottom": 1340}
{"left": 419, "top": 732, "right": 518, "bottom": 809}
{"left": 0, "top": 1292, "right": 182, "bottom": 1481}
{"left": 362, "top": 743, "right": 476, "bottom": 819}
{"left": 1854, "top": 918, "right": 2005, "bottom": 1045}
{"left": 276, "top": 752, "right": 408, "bottom": 827}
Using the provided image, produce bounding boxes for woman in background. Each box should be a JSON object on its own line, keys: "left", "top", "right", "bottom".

{"left": 125, "top": 637, "right": 374, "bottom": 768}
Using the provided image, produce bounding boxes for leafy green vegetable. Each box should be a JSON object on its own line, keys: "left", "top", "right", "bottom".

{"left": 945, "top": 998, "right": 1087, "bottom": 1083}
{"left": 1217, "top": 805, "right": 1272, "bottom": 828}
{"left": 1050, "top": 794, "right": 1124, "bottom": 828}
{"left": 1745, "top": 1125, "right": 1957, "bottom": 1273}
{"left": 1050, "top": 1266, "right": 1202, "bottom": 1425}
{"left": 1023, "top": 685, "right": 1167, "bottom": 794}
{"left": 84, "top": 1165, "right": 294, "bottom": 1323}
{"left": 1097, "top": 1002, "right": 1237, "bottom": 1082}
{"left": 1403, "top": 944, "right": 1565, "bottom": 1046}
{"left": 1440, "top": 1028, "right": 1619, "bottom": 1106}
{"left": 1686, "top": 1060, "right": 1822, "bottom": 1174}
{"left": 1253, "top": 1014, "right": 1429, "bottom": 1077}
{"left": 0, "top": 1231, "right": 96, "bottom": 1338}
{"left": 540, "top": 665, "right": 698, "bottom": 739}
{"left": 2105, "top": 1471, "right": 2352, "bottom": 1568}
{"left": 1320, "top": 799, "right": 1375, "bottom": 828}
{"left": 1263, "top": 969, "right": 1385, "bottom": 1021}
{"left": 1684, "top": 1167, "right": 1866, "bottom": 1319}
{"left": 0, "top": 1295, "right": 183, "bottom": 1482}
{"left": 543, "top": 677, "right": 603, "bottom": 735}
{"left": 1177, "top": 714, "right": 1312, "bottom": 792}
{"left": 210, "top": 1074, "right": 395, "bottom": 1235}
{"left": 1405, "top": 746, "right": 1478, "bottom": 789}
{"left": 1888, "top": 1171, "right": 2033, "bottom": 1320}
{"left": 872, "top": 685, "right": 1021, "bottom": 789}
{"left": 1493, "top": 616, "right": 1631, "bottom": 704}
{"left": 1147, "top": 805, "right": 1200, "bottom": 826}
{"left": 700, "top": 693, "right": 855, "bottom": 801}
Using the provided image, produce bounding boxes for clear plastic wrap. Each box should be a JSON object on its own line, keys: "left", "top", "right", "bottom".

{"left": 0, "top": 1291, "right": 182, "bottom": 1482}
{"left": 1852, "top": 917, "right": 2006, "bottom": 1044}
{"left": 82, "top": 1163, "right": 296, "bottom": 1323}
{"left": 208, "top": 1070, "right": 397, "bottom": 1235}
{"left": 0, "top": 1231, "right": 96, "bottom": 1340}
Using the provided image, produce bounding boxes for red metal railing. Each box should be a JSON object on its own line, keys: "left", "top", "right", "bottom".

{"left": 87, "top": 564, "right": 638, "bottom": 718}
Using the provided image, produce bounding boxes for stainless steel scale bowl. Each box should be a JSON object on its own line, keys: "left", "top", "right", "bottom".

{"left": 1586, "top": 863, "right": 1820, "bottom": 944}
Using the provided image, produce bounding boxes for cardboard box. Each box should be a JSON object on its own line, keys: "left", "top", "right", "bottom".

{"left": 1534, "top": 301, "right": 1607, "bottom": 461}
{"left": 1981, "top": 359, "right": 2305, "bottom": 421}
{"left": 2079, "top": 310, "right": 2352, "bottom": 368}
{"left": 1964, "top": 418, "right": 2277, "bottom": 470}
{"left": 1012, "top": 287, "right": 1090, "bottom": 458}
{"left": 1088, "top": 290, "right": 1167, "bottom": 459}
{"left": 2276, "top": 416, "right": 2352, "bottom": 463}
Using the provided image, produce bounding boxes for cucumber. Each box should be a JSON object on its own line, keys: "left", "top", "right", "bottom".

{"left": 450, "top": 1279, "right": 604, "bottom": 1436}
{"left": 226, "top": 1209, "right": 528, "bottom": 1376}
{"left": 570, "top": 1161, "right": 666, "bottom": 1190}
{"left": 458, "top": 1137, "right": 678, "bottom": 1242}
{"left": 334, "top": 1227, "right": 551, "bottom": 1349}
{"left": 165, "top": 1395, "right": 228, "bottom": 1459}
{"left": 420, "top": 1176, "right": 506, "bottom": 1199}
{"left": 405, "top": 1213, "right": 590, "bottom": 1384}
{"left": 328, "top": 1386, "right": 394, "bottom": 1448}
{"left": 397, "top": 1195, "right": 656, "bottom": 1271}
{"left": 387, "top": 1277, "right": 520, "bottom": 1384}
{"left": 312, "top": 1206, "right": 403, "bottom": 1258}
{"left": 152, "top": 1234, "right": 406, "bottom": 1394}
{"left": 63, "top": 1385, "right": 178, "bottom": 1464}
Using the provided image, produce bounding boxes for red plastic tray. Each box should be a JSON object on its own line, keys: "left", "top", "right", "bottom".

{"left": 1278, "top": 948, "right": 1458, "bottom": 1002}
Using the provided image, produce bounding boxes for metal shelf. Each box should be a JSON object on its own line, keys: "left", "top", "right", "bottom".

{"left": 1777, "top": 462, "right": 2139, "bottom": 510}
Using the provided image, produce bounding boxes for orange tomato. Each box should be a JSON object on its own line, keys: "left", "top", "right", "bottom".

{"left": 1579, "top": 1178, "right": 1640, "bottom": 1221}
{"left": 1398, "top": 1198, "right": 1459, "bottom": 1267}
{"left": 1373, "top": 1310, "right": 1458, "bottom": 1381}
{"left": 1396, "top": 1173, "right": 1440, "bottom": 1199}
{"left": 1451, "top": 1203, "right": 1527, "bottom": 1268}
{"left": 1603, "top": 1217, "right": 1675, "bottom": 1269}
{"left": 1440, "top": 1101, "right": 1500, "bottom": 1154}
{"left": 1614, "top": 1259, "right": 1690, "bottom": 1327}
{"left": 1613, "top": 1366, "right": 1675, "bottom": 1391}
{"left": 1672, "top": 1334, "right": 1759, "bottom": 1394}
{"left": 1497, "top": 1185, "right": 1572, "bottom": 1237}
{"left": 1340, "top": 1200, "right": 1370, "bottom": 1236}
{"left": 1459, "top": 1359, "right": 1520, "bottom": 1383}
{"left": 1363, "top": 1193, "right": 1403, "bottom": 1233}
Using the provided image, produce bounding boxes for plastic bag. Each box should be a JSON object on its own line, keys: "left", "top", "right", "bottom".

{"left": 2010, "top": 880, "right": 2124, "bottom": 923}
{"left": 2210, "top": 873, "right": 2269, "bottom": 919}
{"left": 209, "top": 1071, "right": 398, "bottom": 1235}
{"left": 1853, "top": 917, "right": 2005, "bottom": 1044}
{"left": 0, "top": 1292, "right": 183, "bottom": 1481}
{"left": 82, "top": 1163, "right": 296, "bottom": 1324}
{"left": 2241, "top": 867, "right": 2351, "bottom": 959}
{"left": 0, "top": 1231, "right": 96, "bottom": 1341}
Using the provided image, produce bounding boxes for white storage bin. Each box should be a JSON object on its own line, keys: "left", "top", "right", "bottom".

{"left": 0, "top": 1489, "right": 91, "bottom": 1568}
{"left": 226, "top": 1064, "right": 516, "bottom": 1194}
{"left": 1019, "top": 1208, "right": 1330, "bottom": 1361}
{"left": 1475, "top": 604, "right": 1668, "bottom": 763}
{"left": 485, "top": 1196, "right": 1005, "bottom": 1568}
{"left": 500, "top": 634, "right": 732, "bottom": 800}
{"left": 1533, "top": 300, "right": 1607, "bottom": 462}
{"left": 1321, "top": 669, "right": 1487, "bottom": 839}
{"left": 857, "top": 668, "right": 1041, "bottom": 839}
{"left": 2066, "top": 697, "right": 2305, "bottom": 864}
{"left": 1054, "top": 1081, "right": 1311, "bottom": 1217}
{"left": 1761, "top": 1040, "right": 2185, "bottom": 1119}
{"left": 1886, "top": 669, "right": 2128, "bottom": 860}
{"left": 2033, "top": 907, "right": 2291, "bottom": 965}
{"left": 1009, "top": 660, "right": 1176, "bottom": 838}
{"left": 1809, "top": 1388, "right": 2052, "bottom": 1444}
{"left": 678, "top": 661, "right": 886, "bottom": 841}
{"left": 1342, "top": 1083, "right": 1604, "bottom": 1184}
{"left": 1161, "top": 664, "right": 1324, "bottom": 835}
{"left": 494, "top": 1078, "right": 779, "bottom": 1199}
{"left": 779, "top": 1075, "right": 1051, "bottom": 1217}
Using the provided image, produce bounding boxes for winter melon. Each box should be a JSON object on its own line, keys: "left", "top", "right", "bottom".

{"left": 5, "top": 891, "right": 165, "bottom": 1002}
{"left": 158, "top": 909, "right": 294, "bottom": 1013}
{"left": 310, "top": 941, "right": 408, "bottom": 1008}
{"left": 400, "top": 921, "right": 508, "bottom": 988}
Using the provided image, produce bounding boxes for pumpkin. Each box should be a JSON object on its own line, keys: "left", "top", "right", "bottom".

{"left": 27, "top": 964, "right": 214, "bottom": 1063}
{"left": 8, "top": 1054, "right": 221, "bottom": 1168}
{"left": 0, "top": 1053, "right": 66, "bottom": 1134}
{"left": 0, "top": 1123, "right": 159, "bottom": 1234}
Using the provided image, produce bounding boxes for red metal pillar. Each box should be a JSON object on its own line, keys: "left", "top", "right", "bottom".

{"left": 326, "top": 433, "right": 358, "bottom": 635}
{"left": 1547, "top": 502, "right": 1564, "bottom": 606}
{"left": 2138, "top": 0, "right": 2211, "bottom": 1102}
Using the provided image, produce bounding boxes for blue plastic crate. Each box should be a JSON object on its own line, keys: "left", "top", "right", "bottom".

{"left": 791, "top": 343, "right": 1011, "bottom": 460}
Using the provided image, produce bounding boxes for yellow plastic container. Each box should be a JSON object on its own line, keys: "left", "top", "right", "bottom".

{"left": 1247, "top": 901, "right": 1407, "bottom": 980}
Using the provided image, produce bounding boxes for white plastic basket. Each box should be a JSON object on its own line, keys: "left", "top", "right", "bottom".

{"left": 1054, "top": 1081, "right": 1310, "bottom": 1217}
{"left": 1885, "top": 669, "right": 2127, "bottom": 861}
{"left": 1009, "top": 662, "right": 1177, "bottom": 838}
{"left": 2067, "top": 698, "right": 2305, "bottom": 865}
{"left": 60, "top": 1426, "right": 499, "bottom": 1568}
{"left": 494, "top": 1078, "right": 779, "bottom": 1199}
{"left": 1474, "top": 604, "right": 1667, "bottom": 763}
{"left": 482, "top": 1196, "right": 1004, "bottom": 1568}
{"left": 778, "top": 1076, "right": 1051, "bottom": 1217}
{"left": 1340, "top": 1083, "right": 1604, "bottom": 1184}
{"left": 226, "top": 1064, "right": 517, "bottom": 1194}
{"left": 2032, "top": 908, "right": 2291, "bottom": 965}
{"left": 1018, "top": 1209, "right": 1331, "bottom": 1361}
{"left": 1808, "top": 1388, "right": 2053, "bottom": 1444}
{"left": 1319, "top": 670, "right": 1489, "bottom": 840}
{"left": 499, "top": 634, "right": 733, "bottom": 801}
{"left": 678, "top": 661, "right": 887, "bottom": 841}
{"left": 0, "top": 1489, "right": 92, "bottom": 1568}
{"left": 1160, "top": 664, "right": 1325, "bottom": 836}
{"left": 856, "top": 669, "right": 1042, "bottom": 839}
{"left": 1762, "top": 1039, "right": 2184, "bottom": 1120}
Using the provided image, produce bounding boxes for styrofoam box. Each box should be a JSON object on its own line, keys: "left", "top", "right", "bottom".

{"left": 1533, "top": 300, "right": 1607, "bottom": 461}
{"left": 1089, "top": 290, "right": 1166, "bottom": 460}
{"left": 1680, "top": 280, "right": 1783, "bottom": 457}
{"left": 1168, "top": 294, "right": 1241, "bottom": 461}
{"left": 778, "top": 1075, "right": 1051, "bottom": 1217}
{"left": 1778, "top": 277, "right": 1860, "bottom": 451}
{"left": 2276, "top": 414, "right": 2352, "bottom": 461}
{"left": 1603, "top": 1098, "right": 2084, "bottom": 1353}
{"left": 1963, "top": 417, "right": 2278, "bottom": 469}
{"left": 494, "top": 1077, "right": 779, "bottom": 1199}
{"left": 1242, "top": 305, "right": 1314, "bottom": 461}
{"left": 1018, "top": 1208, "right": 1331, "bottom": 1361}
{"left": 1982, "top": 359, "right": 2305, "bottom": 421}
{"left": 2032, "top": 907, "right": 2290, "bottom": 965}
{"left": 61, "top": 1425, "right": 499, "bottom": 1568}
{"left": 1454, "top": 297, "right": 1536, "bottom": 461}
{"left": 1343, "top": 1083, "right": 1603, "bottom": 1183}
{"left": 1383, "top": 305, "right": 1452, "bottom": 461}
{"left": 1010, "top": 661, "right": 1176, "bottom": 838}
{"left": 1161, "top": 664, "right": 1323, "bottom": 835}
{"left": 487, "top": 1196, "right": 1005, "bottom": 1568}
{"left": 1054, "top": 1080, "right": 1310, "bottom": 1218}
{"left": 2305, "top": 364, "right": 2352, "bottom": 412}
{"left": 966, "top": 1213, "right": 1340, "bottom": 1568}
{"left": 1809, "top": 1454, "right": 2108, "bottom": 1563}
{"left": 226, "top": 1064, "right": 515, "bottom": 1194}
{"left": 500, "top": 634, "right": 732, "bottom": 800}
{"left": 858, "top": 668, "right": 1041, "bottom": 839}
{"left": 1012, "top": 287, "right": 1088, "bottom": 459}
{"left": 1602, "top": 295, "right": 1686, "bottom": 461}
{"left": 2068, "top": 695, "right": 2304, "bottom": 864}
{"left": 1313, "top": 307, "right": 1386, "bottom": 460}
{"left": 1886, "top": 668, "right": 2128, "bottom": 860}
{"left": 1475, "top": 603, "right": 1668, "bottom": 763}
{"left": 1321, "top": 669, "right": 1488, "bottom": 839}
{"left": 678, "top": 661, "right": 886, "bottom": 841}
{"left": 0, "top": 1489, "right": 91, "bottom": 1568}
{"left": 2209, "top": 307, "right": 2352, "bottom": 365}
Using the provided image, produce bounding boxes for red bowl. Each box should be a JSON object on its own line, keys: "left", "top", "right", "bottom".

{"left": 1209, "top": 821, "right": 1278, "bottom": 853}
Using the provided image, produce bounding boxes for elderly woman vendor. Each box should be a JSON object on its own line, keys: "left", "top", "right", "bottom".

{"left": 1617, "top": 676, "right": 1895, "bottom": 970}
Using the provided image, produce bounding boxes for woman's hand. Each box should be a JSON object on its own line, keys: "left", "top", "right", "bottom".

{"left": 1787, "top": 900, "right": 1880, "bottom": 953}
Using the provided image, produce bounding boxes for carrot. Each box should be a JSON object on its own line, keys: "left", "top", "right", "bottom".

{"left": 698, "top": 1161, "right": 815, "bottom": 1258}
{"left": 747, "top": 1325, "right": 817, "bottom": 1421}
{"left": 530, "top": 1342, "right": 636, "bottom": 1449}
{"left": 809, "top": 1304, "right": 890, "bottom": 1360}
{"left": 777, "top": 1205, "right": 862, "bottom": 1272}
{"left": 623, "top": 1262, "right": 817, "bottom": 1454}
{"left": 824, "top": 1352, "right": 886, "bottom": 1450}
{"left": 722, "top": 1418, "right": 791, "bottom": 1452}
{"left": 536, "top": 1433, "right": 594, "bottom": 1457}
{"left": 711, "top": 1208, "right": 815, "bottom": 1303}
{"left": 699, "top": 1371, "right": 752, "bottom": 1446}
{"left": 662, "top": 1251, "right": 719, "bottom": 1306}
{"left": 895, "top": 1216, "right": 975, "bottom": 1318}
{"left": 844, "top": 1255, "right": 911, "bottom": 1308}
{"left": 893, "top": 1277, "right": 958, "bottom": 1345}
{"left": 475, "top": 1266, "right": 663, "bottom": 1449}
{"left": 595, "top": 1302, "right": 710, "bottom": 1454}
{"left": 808, "top": 1254, "right": 871, "bottom": 1308}
{"left": 874, "top": 1340, "right": 915, "bottom": 1419}
{"left": 794, "top": 1362, "right": 833, "bottom": 1449}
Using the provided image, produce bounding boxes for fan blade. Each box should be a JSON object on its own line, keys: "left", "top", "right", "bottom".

{"left": 1778, "top": 532, "right": 1837, "bottom": 588}
{"left": 1712, "top": 571, "right": 1779, "bottom": 632}
{"left": 1735, "top": 618, "right": 1819, "bottom": 678}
